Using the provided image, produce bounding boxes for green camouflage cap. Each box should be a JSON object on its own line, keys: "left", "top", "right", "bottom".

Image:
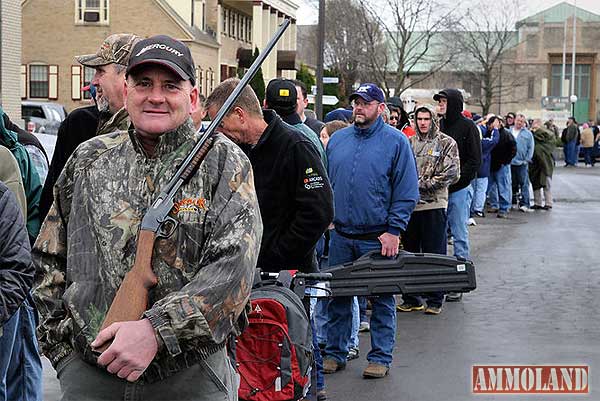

{"left": 76, "top": 33, "right": 140, "bottom": 67}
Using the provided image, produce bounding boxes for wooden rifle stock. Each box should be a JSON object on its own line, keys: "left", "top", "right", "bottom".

{"left": 94, "top": 230, "right": 158, "bottom": 352}
{"left": 92, "top": 19, "right": 291, "bottom": 353}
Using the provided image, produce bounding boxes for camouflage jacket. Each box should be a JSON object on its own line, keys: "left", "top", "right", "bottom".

{"left": 410, "top": 105, "right": 460, "bottom": 211}
{"left": 32, "top": 119, "right": 262, "bottom": 382}
{"left": 96, "top": 107, "right": 129, "bottom": 136}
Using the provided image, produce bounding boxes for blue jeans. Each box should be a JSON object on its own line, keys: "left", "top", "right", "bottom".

{"left": 324, "top": 232, "right": 397, "bottom": 367}
{"left": 447, "top": 187, "right": 471, "bottom": 259}
{"left": 564, "top": 140, "right": 578, "bottom": 166}
{"left": 470, "top": 177, "right": 488, "bottom": 214}
{"left": 487, "top": 165, "right": 512, "bottom": 213}
{"left": 350, "top": 297, "right": 359, "bottom": 349}
{"left": 0, "top": 298, "right": 42, "bottom": 401}
{"left": 511, "top": 164, "right": 531, "bottom": 208}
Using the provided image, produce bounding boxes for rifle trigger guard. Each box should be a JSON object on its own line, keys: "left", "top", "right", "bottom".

{"left": 157, "top": 216, "right": 179, "bottom": 239}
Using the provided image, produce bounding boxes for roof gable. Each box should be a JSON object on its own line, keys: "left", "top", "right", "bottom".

{"left": 517, "top": 2, "right": 600, "bottom": 26}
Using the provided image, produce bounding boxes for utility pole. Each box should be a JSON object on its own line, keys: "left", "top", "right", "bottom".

{"left": 561, "top": 19, "right": 567, "bottom": 96}
{"left": 570, "top": 0, "right": 577, "bottom": 117}
{"left": 316, "top": 0, "right": 325, "bottom": 120}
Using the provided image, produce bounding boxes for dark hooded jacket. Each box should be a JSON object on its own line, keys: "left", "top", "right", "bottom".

{"left": 0, "top": 181, "right": 35, "bottom": 326}
{"left": 490, "top": 127, "right": 517, "bottom": 172}
{"left": 437, "top": 89, "right": 481, "bottom": 193}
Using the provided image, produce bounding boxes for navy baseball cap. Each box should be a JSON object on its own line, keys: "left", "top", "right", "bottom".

{"left": 126, "top": 35, "right": 196, "bottom": 86}
{"left": 349, "top": 83, "right": 385, "bottom": 103}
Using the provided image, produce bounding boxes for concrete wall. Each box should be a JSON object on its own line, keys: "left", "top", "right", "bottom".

{"left": 1, "top": 0, "right": 22, "bottom": 121}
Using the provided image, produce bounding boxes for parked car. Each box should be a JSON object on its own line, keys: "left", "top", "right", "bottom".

{"left": 22, "top": 101, "right": 66, "bottom": 136}
{"left": 21, "top": 101, "right": 67, "bottom": 161}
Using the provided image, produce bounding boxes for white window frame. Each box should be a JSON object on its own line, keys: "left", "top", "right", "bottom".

{"left": 75, "top": 0, "right": 110, "bottom": 25}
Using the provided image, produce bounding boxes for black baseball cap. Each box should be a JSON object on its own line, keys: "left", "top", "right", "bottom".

{"left": 266, "top": 78, "right": 297, "bottom": 115}
{"left": 126, "top": 35, "right": 195, "bottom": 86}
{"left": 433, "top": 90, "right": 448, "bottom": 102}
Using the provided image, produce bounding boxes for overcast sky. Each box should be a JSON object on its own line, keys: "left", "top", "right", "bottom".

{"left": 296, "top": 0, "right": 600, "bottom": 25}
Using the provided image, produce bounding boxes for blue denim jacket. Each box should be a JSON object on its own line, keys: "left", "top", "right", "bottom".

{"left": 510, "top": 128, "right": 534, "bottom": 166}
{"left": 326, "top": 116, "right": 419, "bottom": 235}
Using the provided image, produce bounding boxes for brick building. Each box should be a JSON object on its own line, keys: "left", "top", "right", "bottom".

{"left": 21, "top": 0, "right": 299, "bottom": 112}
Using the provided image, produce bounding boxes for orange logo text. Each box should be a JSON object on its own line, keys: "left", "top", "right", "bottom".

{"left": 173, "top": 197, "right": 207, "bottom": 214}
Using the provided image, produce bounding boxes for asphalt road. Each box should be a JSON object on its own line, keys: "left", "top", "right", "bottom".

{"left": 326, "top": 165, "right": 600, "bottom": 401}
{"left": 42, "top": 165, "right": 600, "bottom": 400}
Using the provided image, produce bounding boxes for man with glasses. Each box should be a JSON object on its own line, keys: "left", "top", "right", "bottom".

{"left": 322, "top": 83, "right": 419, "bottom": 379}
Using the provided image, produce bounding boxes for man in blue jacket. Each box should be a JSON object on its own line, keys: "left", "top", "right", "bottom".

{"left": 510, "top": 114, "right": 535, "bottom": 212}
{"left": 322, "top": 83, "right": 419, "bottom": 379}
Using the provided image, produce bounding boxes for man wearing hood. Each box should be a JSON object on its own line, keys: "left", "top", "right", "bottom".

{"left": 433, "top": 89, "right": 481, "bottom": 302}
{"left": 396, "top": 105, "right": 460, "bottom": 315}
{"left": 529, "top": 119, "right": 555, "bottom": 209}
{"left": 323, "top": 83, "right": 419, "bottom": 378}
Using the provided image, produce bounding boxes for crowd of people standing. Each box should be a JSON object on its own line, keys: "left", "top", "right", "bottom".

{"left": 1, "top": 29, "right": 598, "bottom": 401}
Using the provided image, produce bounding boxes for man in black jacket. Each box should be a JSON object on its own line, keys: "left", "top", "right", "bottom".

{"left": 206, "top": 78, "right": 333, "bottom": 273}
{"left": 434, "top": 89, "right": 481, "bottom": 302}
{"left": 38, "top": 105, "right": 100, "bottom": 221}
{"left": 293, "top": 79, "right": 325, "bottom": 135}
{"left": 0, "top": 181, "right": 42, "bottom": 400}
{"left": 39, "top": 33, "right": 139, "bottom": 221}
{"left": 487, "top": 119, "right": 517, "bottom": 218}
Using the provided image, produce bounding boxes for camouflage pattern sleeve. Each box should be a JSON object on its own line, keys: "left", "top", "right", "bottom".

{"left": 31, "top": 156, "right": 76, "bottom": 361}
{"left": 419, "top": 134, "right": 461, "bottom": 194}
{"left": 144, "top": 143, "right": 263, "bottom": 357}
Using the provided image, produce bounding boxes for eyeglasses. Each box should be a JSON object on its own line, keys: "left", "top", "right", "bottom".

{"left": 352, "top": 99, "right": 379, "bottom": 108}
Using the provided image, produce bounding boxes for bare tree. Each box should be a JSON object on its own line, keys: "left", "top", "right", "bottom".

{"left": 323, "top": 0, "right": 382, "bottom": 100}
{"left": 358, "top": 0, "right": 457, "bottom": 97}
{"left": 452, "top": 0, "right": 526, "bottom": 115}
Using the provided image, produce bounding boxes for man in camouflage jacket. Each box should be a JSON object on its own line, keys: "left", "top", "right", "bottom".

{"left": 33, "top": 35, "right": 262, "bottom": 400}
{"left": 397, "top": 104, "right": 460, "bottom": 315}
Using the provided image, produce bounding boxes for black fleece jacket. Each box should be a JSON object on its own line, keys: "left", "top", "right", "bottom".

{"left": 437, "top": 89, "right": 482, "bottom": 193}
{"left": 39, "top": 105, "right": 99, "bottom": 221}
{"left": 246, "top": 110, "right": 333, "bottom": 273}
{"left": 0, "top": 181, "right": 34, "bottom": 325}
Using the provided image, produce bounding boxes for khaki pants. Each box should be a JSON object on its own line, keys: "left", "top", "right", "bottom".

{"left": 56, "top": 348, "right": 238, "bottom": 401}
{"left": 533, "top": 176, "right": 552, "bottom": 207}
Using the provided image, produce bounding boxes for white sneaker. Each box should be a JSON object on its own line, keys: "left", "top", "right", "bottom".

{"left": 467, "top": 217, "right": 477, "bottom": 226}
{"left": 359, "top": 321, "right": 370, "bottom": 332}
{"left": 519, "top": 206, "right": 532, "bottom": 213}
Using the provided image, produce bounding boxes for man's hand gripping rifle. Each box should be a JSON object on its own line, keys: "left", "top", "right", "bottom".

{"left": 92, "top": 19, "right": 291, "bottom": 353}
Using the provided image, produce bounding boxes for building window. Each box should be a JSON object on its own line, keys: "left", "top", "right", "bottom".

{"left": 527, "top": 77, "right": 535, "bottom": 99}
{"left": 207, "top": 68, "right": 214, "bottom": 93}
{"left": 230, "top": 11, "right": 235, "bottom": 37}
{"left": 30, "top": 65, "right": 49, "bottom": 98}
{"left": 550, "top": 64, "right": 591, "bottom": 98}
{"left": 76, "top": 0, "right": 109, "bottom": 24}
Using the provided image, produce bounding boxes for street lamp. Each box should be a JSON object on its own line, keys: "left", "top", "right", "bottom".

{"left": 570, "top": 94, "right": 578, "bottom": 118}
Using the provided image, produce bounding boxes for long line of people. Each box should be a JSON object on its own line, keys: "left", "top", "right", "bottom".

{"left": 1, "top": 31, "right": 594, "bottom": 401}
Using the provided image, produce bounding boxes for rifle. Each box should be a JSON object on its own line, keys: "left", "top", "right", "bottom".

{"left": 306, "top": 251, "right": 476, "bottom": 298}
{"left": 93, "top": 19, "right": 291, "bottom": 352}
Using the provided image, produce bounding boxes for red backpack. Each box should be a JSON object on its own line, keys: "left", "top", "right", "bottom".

{"left": 235, "top": 279, "right": 313, "bottom": 401}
